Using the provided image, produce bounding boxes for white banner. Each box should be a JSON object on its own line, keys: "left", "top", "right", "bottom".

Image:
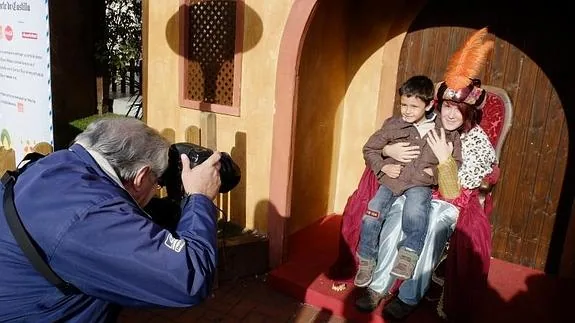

{"left": 0, "top": 0, "right": 53, "bottom": 163}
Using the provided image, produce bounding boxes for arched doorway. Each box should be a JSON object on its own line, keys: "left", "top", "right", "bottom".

{"left": 394, "top": 0, "right": 574, "bottom": 274}
{"left": 269, "top": 0, "right": 424, "bottom": 267}
{"left": 270, "top": 0, "right": 575, "bottom": 276}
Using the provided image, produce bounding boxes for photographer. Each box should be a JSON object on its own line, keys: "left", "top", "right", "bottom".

{"left": 0, "top": 117, "right": 222, "bottom": 322}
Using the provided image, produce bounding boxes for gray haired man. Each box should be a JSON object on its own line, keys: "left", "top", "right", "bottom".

{"left": 0, "top": 117, "right": 222, "bottom": 322}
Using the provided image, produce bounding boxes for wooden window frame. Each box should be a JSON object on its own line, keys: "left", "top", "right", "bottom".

{"left": 178, "top": 0, "right": 244, "bottom": 116}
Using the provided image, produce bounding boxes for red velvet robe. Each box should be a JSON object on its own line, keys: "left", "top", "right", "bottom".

{"left": 329, "top": 165, "right": 499, "bottom": 320}
{"left": 330, "top": 91, "right": 506, "bottom": 320}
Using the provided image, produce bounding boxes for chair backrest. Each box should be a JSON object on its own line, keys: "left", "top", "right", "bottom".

{"left": 479, "top": 85, "right": 513, "bottom": 159}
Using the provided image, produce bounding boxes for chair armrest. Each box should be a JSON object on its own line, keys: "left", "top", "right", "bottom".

{"left": 478, "top": 164, "right": 501, "bottom": 194}
{"left": 479, "top": 179, "right": 494, "bottom": 194}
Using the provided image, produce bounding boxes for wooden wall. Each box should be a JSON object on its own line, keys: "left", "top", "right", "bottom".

{"left": 393, "top": 1, "right": 573, "bottom": 271}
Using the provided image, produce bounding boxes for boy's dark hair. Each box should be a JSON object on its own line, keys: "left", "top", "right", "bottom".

{"left": 398, "top": 75, "right": 434, "bottom": 105}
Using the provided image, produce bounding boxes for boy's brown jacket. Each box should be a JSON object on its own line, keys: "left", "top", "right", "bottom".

{"left": 363, "top": 115, "right": 462, "bottom": 196}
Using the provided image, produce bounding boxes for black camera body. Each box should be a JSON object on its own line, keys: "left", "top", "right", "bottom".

{"left": 161, "top": 142, "right": 241, "bottom": 202}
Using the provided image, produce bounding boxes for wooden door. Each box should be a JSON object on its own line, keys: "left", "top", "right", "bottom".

{"left": 393, "top": 1, "right": 572, "bottom": 271}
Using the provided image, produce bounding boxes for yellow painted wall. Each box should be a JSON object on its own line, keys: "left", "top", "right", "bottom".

{"left": 145, "top": 0, "right": 414, "bottom": 235}
{"left": 332, "top": 0, "right": 419, "bottom": 213}
{"left": 289, "top": 0, "right": 348, "bottom": 234}
{"left": 332, "top": 0, "right": 400, "bottom": 213}
{"left": 145, "top": 0, "right": 291, "bottom": 232}
{"left": 288, "top": 0, "right": 412, "bottom": 233}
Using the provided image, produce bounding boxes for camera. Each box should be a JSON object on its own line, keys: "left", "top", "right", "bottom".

{"left": 160, "top": 142, "right": 241, "bottom": 202}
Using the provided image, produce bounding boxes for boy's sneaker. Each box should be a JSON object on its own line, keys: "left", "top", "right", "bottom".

{"left": 354, "top": 257, "right": 375, "bottom": 287}
{"left": 390, "top": 247, "right": 418, "bottom": 280}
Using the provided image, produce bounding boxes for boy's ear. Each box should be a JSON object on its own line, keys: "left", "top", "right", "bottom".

{"left": 425, "top": 102, "right": 434, "bottom": 111}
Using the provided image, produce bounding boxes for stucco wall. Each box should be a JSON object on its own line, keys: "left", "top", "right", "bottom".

{"left": 145, "top": 0, "right": 291, "bottom": 232}
{"left": 288, "top": 0, "right": 348, "bottom": 234}
{"left": 332, "top": 0, "right": 401, "bottom": 213}
{"left": 288, "top": 0, "right": 412, "bottom": 233}
{"left": 145, "top": 0, "right": 414, "bottom": 235}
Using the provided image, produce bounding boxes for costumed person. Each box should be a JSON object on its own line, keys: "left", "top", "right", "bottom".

{"left": 354, "top": 75, "right": 462, "bottom": 288}
{"left": 329, "top": 27, "right": 499, "bottom": 321}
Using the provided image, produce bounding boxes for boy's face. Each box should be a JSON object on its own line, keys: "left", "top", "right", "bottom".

{"left": 400, "top": 95, "right": 432, "bottom": 124}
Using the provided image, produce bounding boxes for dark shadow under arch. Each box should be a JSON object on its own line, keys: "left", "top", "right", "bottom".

{"left": 269, "top": 0, "right": 574, "bottom": 275}
{"left": 397, "top": 0, "right": 575, "bottom": 276}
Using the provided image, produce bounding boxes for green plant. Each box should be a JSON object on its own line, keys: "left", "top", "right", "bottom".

{"left": 95, "top": 0, "right": 142, "bottom": 76}
{"left": 69, "top": 113, "right": 127, "bottom": 132}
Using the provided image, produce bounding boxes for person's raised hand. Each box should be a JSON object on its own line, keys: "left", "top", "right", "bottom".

{"left": 181, "top": 152, "right": 221, "bottom": 200}
{"left": 426, "top": 128, "right": 453, "bottom": 163}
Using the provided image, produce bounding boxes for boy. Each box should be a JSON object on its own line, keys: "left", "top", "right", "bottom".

{"left": 354, "top": 75, "right": 462, "bottom": 287}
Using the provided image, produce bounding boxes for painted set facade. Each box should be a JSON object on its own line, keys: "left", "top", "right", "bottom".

{"left": 143, "top": 0, "right": 575, "bottom": 277}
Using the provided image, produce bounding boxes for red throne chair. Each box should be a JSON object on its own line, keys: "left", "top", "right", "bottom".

{"left": 329, "top": 85, "right": 513, "bottom": 289}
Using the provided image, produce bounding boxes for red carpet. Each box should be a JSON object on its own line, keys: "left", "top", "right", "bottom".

{"left": 269, "top": 215, "right": 573, "bottom": 322}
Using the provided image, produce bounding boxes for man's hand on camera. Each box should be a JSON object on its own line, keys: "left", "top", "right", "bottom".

{"left": 181, "top": 152, "right": 221, "bottom": 200}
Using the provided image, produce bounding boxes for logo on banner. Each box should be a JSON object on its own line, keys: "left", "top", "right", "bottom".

{"left": 22, "top": 32, "right": 38, "bottom": 40}
{"left": 5, "top": 25, "right": 13, "bottom": 41}
{"left": 1, "top": 1, "right": 55, "bottom": 163}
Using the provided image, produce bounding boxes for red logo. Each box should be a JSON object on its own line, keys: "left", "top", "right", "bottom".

{"left": 17, "top": 102, "right": 24, "bottom": 112}
{"left": 5, "top": 25, "right": 13, "bottom": 41}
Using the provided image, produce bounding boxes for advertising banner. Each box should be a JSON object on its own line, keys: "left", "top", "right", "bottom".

{"left": 0, "top": 1, "right": 53, "bottom": 163}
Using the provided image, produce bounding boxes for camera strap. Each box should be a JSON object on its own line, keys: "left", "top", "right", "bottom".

{"left": 1, "top": 153, "right": 79, "bottom": 295}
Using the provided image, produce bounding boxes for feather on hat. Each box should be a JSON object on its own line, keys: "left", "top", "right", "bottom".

{"left": 437, "top": 27, "right": 494, "bottom": 109}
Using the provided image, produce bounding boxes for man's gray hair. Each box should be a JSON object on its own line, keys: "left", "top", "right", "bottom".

{"left": 74, "top": 117, "right": 170, "bottom": 182}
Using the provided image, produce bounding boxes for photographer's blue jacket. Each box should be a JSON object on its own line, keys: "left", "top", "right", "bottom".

{"left": 0, "top": 144, "right": 218, "bottom": 322}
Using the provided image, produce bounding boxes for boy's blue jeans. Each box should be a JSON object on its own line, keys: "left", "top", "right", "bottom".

{"left": 357, "top": 184, "right": 432, "bottom": 262}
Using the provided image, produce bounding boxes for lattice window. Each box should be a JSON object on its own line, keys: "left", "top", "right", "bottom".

{"left": 180, "top": 0, "right": 241, "bottom": 114}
